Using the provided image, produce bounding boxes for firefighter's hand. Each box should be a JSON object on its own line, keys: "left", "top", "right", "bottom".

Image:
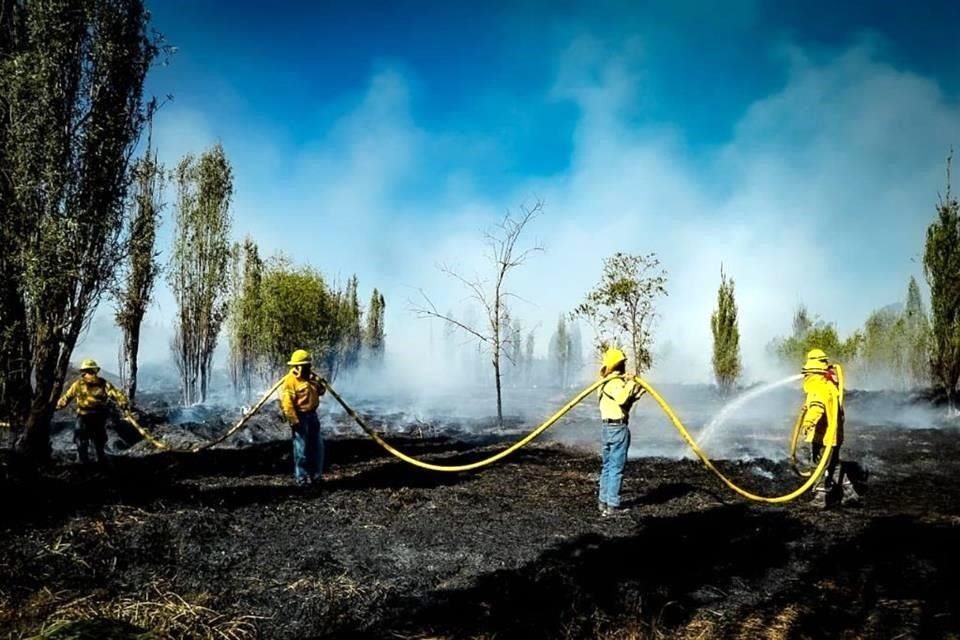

{"left": 801, "top": 424, "right": 814, "bottom": 440}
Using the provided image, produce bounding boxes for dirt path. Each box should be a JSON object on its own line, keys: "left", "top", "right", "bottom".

{"left": 2, "top": 428, "right": 959, "bottom": 639}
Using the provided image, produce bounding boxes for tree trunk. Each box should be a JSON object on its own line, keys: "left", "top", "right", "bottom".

{"left": 494, "top": 355, "right": 503, "bottom": 427}
{"left": 200, "top": 360, "right": 208, "bottom": 404}
{"left": 18, "top": 341, "right": 60, "bottom": 462}
{"left": 123, "top": 323, "right": 141, "bottom": 403}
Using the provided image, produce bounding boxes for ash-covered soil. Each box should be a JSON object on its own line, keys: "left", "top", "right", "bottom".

{"left": 2, "top": 389, "right": 960, "bottom": 639}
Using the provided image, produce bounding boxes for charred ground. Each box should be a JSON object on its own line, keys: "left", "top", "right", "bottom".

{"left": 2, "top": 394, "right": 960, "bottom": 639}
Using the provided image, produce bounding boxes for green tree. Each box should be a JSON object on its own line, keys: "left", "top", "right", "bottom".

{"left": 0, "top": 0, "right": 160, "bottom": 459}
{"left": 412, "top": 202, "right": 543, "bottom": 425}
{"left": 525, "top": 331, "right": 535, "bottom": 387}
{"left": 115, "top": 134, "right": 164, "bottom": 403}
{"left": 257, "top": 257, "right": 331, "bottom": 376}
{"left": 227, "top": 238, "right": 263, "bottom": 402}
{"left": 793, "top": 304, "right": 814, "bottom": 339}
{"left": 548, "top": 315, "right": 572, "bottom": 388}
{"left": 769, "top": 305, "right": 861, "bottom": 369}
{"left": 568, "top": 320, "right": 585, "bottom": 385}
{"left": 364, "top": 288, "right": 386, "bottom": 364}
{"left": 169, "top": 144, "right": 234, "bottom": 404}
{"left": 339, "top": 275, "right": 363, "bottom": 373}
{"left": 572, "top": 252, "right": 668, "bottom": 374}
{"left": 923, "top": 151, "right": 960, "bottom": 412}
{"left": 904, "top": 276, "right": 931, "bottom": 387}
{"left": 860, "top": 305, "right": 908, "bottom": 389}
{"left": 710, "top": 267, "right": 742, "bottom": 393}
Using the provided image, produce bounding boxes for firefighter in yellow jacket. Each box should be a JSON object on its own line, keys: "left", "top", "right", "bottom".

{"left": 596, "top": 348, "right": 646, "bottom": 517}
{"left": 280, "top": 349, "right": 327, "bottom": 486}
{"left": 56, "top": 359, "right": 129, "bottom": 464}
{"left": 799, "top": 348, "right": 860, "bottom": 508}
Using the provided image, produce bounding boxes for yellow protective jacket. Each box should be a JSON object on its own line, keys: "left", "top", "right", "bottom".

{"left": 597, "top": 377, "right": 645, "bottom": 423}
{"left": 280, "top": 370, "right": 325, "bottom": 425}
{"left": 800, "top": 371, "right": 844, "bottom": 447}
{"left": 57, "top": 376, "right": 128, "bottom": 415}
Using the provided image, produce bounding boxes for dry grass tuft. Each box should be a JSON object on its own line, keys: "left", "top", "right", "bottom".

{"left": 31, "top": 583, "right": 264, "bottom": 640}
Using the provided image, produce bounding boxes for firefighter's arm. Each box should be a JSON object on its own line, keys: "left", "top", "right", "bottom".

{"left": 800, "top": 398, "right": 826, "bottom": 437}
{"left": 312, "top": 373, "right": 327, "bottom": 396}
{"left": 56, "top": 381, "right": 78, "bottom": 410}
{"left": 105, "top": 382, "right": 130, "bottom": 411}
{"left": 279, "top": 383, "right": 300, "bottom": 426}
{"left": 606, "top": 379, "right": 633, "bottom": 405}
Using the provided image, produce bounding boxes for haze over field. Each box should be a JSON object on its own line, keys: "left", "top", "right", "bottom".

{"left": 72, "top": 1, "right": 959, "bottom": 391}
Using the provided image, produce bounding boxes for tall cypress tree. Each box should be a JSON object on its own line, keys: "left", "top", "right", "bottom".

{"left": 923, "top": 152, "right": 960, "bottom": 412}
{"left": 711, "top": 266, "right": 742, "bottom": 393}
{"left": 169, "top": 145, "right": 234, "bottom": 405}
{"left": 904, "top": 276, "right": 931, "bottom": 388}
{"left": 364, "top": 288, "right": 386, "bottom": 364}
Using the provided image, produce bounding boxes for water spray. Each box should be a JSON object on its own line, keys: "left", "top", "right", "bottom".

{"left": 697, "top": 374, "right": 803, "bottom": 451}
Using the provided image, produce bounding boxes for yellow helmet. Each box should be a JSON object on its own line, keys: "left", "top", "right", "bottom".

{"left": 802, "top": 348, "right": 829, "bottom": 373}
{"left": 287, "top": 349, "right": 312, "bottom": 366}
{"left": 602, "top": 348, "right": 627, "bottom": 371}
{"left": 79, "top": 358, "right": 100, "bottom": 372}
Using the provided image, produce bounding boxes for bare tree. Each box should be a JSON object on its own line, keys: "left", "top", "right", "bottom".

{"left": 411, "top": 202, "right": 543, "bottom": 425}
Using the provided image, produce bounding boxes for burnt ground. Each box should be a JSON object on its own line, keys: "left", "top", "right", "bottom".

{"left": 2, "top": 417, "right": 960, "bottom": 639}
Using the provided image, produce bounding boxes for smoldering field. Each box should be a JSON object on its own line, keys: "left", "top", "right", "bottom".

{"left": 2, "top": 372, "right": 959, "bottom": 639}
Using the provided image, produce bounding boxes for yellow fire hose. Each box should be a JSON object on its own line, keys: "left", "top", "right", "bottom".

{"left": 320, "top": 376, "right": 605, "bottom": 473}
{"left": 120, "top": 373, "right": 836, "bottom": 504}
{"left": 119, "top": 379, "right": 285, "bottom": 453}
{"left": 192, "top": 379, "right": 285, "bottom": 452}
{"left": 121, "top": 411, "right": 169, "bottom": 450}
{"left": 322, "top": 374, "right": 836, "bottom": 504}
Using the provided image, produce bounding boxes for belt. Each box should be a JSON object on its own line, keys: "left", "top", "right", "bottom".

{"left": 603, "top": 419, "right": 627, "bottom": 425}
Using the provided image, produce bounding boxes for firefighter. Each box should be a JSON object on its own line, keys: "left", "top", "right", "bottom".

{"left": 596, "top": 347, "right": 646, "bottom": 517}
{"left": 280, "top": 349, "right": 327, "bottom": 486}
{"left": 799, "top": 348, "right": 860, "bottom": 508}
{"left": 56, "top": 359, "right": 129, "bottom": 464}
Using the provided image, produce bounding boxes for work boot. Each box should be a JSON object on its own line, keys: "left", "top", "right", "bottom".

{"left": 809, "top": 488, "right": 828, "bottom": 509}
{"left": 602, "top": 504, "right": 630, "bottom": 517}
{"left": 841, "top": 477, "right": 861, "bottom": 506}
{"left": 598, "top": 501, "right": 606, "bottom": 514}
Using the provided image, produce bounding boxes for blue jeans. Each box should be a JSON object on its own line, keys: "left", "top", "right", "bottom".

{"left": 292, "top": 412, "right": 324, "bottom": 482}
{"left": 599, "top": 425, "right": 631, "bottom": 507}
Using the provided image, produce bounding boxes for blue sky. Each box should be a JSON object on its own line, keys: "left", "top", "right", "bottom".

{"left": 78, "top": 0, "right": 960, "bottom": 386}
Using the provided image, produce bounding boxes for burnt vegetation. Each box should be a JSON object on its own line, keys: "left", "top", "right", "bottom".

{"left": 1, "top": 402, "right": 959, "bottom": 639}
{"left": 2, "top": 3, "right": 960, "bottom": 640}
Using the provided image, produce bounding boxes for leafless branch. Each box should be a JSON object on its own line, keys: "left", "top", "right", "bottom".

{"left": 409, "top": 291, "right": 491, "bottom": 344}
{"left": 438, "top": 263, "right": 489, "bottom": 308}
